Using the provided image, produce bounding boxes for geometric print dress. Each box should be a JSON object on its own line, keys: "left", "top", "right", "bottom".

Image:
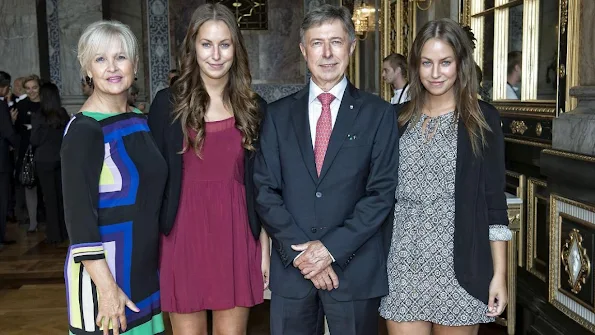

{"left": 379, "top": 111, "right": 511, "bottom": 326}
{"left": 61, "top": 110, "right": 167, "bottom": 334}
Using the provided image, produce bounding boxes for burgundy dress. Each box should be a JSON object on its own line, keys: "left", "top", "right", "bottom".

{"left": 160, "top": 117, "right": 264, "bottom": 313}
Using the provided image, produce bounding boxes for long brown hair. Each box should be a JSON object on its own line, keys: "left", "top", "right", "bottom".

{"left": 399, "top": 18, "right": 490, "bottom": 156}
{"left": 172, "top": 3, "right": 260, "bottom": 156}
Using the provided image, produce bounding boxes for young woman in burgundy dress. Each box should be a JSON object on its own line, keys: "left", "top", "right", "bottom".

{"left": 148, "top": 3, "right": 269, "bottom": 334}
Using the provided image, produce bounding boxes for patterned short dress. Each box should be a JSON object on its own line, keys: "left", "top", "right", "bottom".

{"left": 379, "top": 111, "right": 511, "bottom": 326}
{"left": 62, "top": 110, "right": 167, "bottom": 334}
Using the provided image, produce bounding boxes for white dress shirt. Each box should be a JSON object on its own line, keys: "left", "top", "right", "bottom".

{"left": 308, "top": 76, "right": 348, "bottom": 147}
{"left": 0, "top": 96, "right": 13, "bottom": 107}
{"left": 390, "top": 84, "right": 410, "bottom": 104}
{"left": 15, "top": 94, "right": 27, "bottom": 103}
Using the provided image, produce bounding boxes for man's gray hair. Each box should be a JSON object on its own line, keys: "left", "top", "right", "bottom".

{"left": 300, "top": 4, "right": 356, "bottom": 44}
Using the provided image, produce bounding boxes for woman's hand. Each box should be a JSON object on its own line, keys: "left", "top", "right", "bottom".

{"left": 261, "top": 248, "right": 270, "bottom": 290}
{"left": 486, "top": 275, "right": 508, "bottom": 317}
{"left": 96, "top": 285, "right": 140, "bottom": 335}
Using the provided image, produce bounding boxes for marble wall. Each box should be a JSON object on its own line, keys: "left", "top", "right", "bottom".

{"left": 580, "top": 0, "right": 595, "bottom": 86}
{"left": 58, "top": 0, "right": 104, "bottom": 98}
{"left": 111, "top": 0, "right": 147, "bottom": 101}
{"left": 0, "top": 0, "right": 40, "bottom": 80}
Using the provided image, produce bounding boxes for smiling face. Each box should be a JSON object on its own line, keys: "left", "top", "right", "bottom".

{"left": 195, "top": 20, "right": 234, "bottom": 83}
{"left": 419, "top": 38, "right": 457, "bottom": 98}
{"left": 300, "top": 20, "right": 355, "bottom": 91}
{"left": 24, "top": 79, "right": 40, "bottom": 102}
{"left": 87, "top": 38, "right": 136, "bottom": 97}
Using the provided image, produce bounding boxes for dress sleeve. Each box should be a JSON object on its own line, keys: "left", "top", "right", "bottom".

{"left": 61, "top": 115, "right": 105, "bottom": 263}
{"left": 489, "top": 225, "right": 512, "bottom": 241}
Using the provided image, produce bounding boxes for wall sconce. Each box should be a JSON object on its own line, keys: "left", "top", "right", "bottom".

{"left": 415, "top": 0, "right": 433, "bottom": 11}
{"left": 352, "top": 0, "right": 378, "bottom": 38}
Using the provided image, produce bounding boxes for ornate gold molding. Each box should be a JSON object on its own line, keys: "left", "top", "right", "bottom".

{"left": 526, "top": 178, "right": 547, "bottom": 281}
{"left": 561, "top": 228, "right": 591, "bottom": 294}
{"left": 504, "top": 138, "right": 552, "bottom": 148}
{"left": 510, "top": 120, "right": 528, "bottom": 135}
{"left": 535, "top": 122, "right": 543, "bottom": 136}
{"left": 549, "top": 194, "right": 595, "bottom": 332}
{"left": 542, "top": 149, "right": 595, "bottom": 163}
{"left": 565, "top": 0, "right": 580, "bottom": 113}
{"left": 506, "top": 171, "right": 526, "bottom": 267}
{"left": 492, "top": 103, "right": 556, "bottom": 114}
{"left": 560, "top": 0, "right": 568, "bottom": 34}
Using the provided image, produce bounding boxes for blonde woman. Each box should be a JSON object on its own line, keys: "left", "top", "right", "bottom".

{"left": 62, "top": 21, "right": 166, "bottom": 335}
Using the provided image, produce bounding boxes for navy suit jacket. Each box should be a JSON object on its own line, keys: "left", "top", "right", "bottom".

{"left": 254, "top": 82, "right": 399, "bottom": 301}
{"left": 0, "top": 101, "right": 19, "bottom": 173}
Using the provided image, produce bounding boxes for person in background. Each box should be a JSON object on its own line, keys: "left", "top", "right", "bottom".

{"left": 14, "top": 74, "right": 42, "bottom": 233}
{"left": 148, "top": 3, "right": 269, "bottom": 334}
{"left": 30, "top": 82, "right": 69, "bottom": 244}
{"left": 382, "top": 53, "right": 410, "bottom": 104}
{"left": 61, "top": 20, "right": 167, "bottom": 335}
{"left": 0, "top": 71, "right": 19, "bottom": 249}
{"left": 379, "top": 18, "right": 510, "bottom": 335}
{"left": 81, "top": 76, "right": 94, "bottom": 97}
{"left": 506, "top": 51, "right": 522, "bottom": 100}
{"left": 127, "top": 83, "right": 145, "bottom": 112}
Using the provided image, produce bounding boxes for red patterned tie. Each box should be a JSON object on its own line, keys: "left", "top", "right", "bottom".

{"left": 314, "top": 92, "right": 335, "bottom": 176}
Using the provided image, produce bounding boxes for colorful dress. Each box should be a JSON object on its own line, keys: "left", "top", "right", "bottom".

{"left": 62, "top": 110, "right": 167, "bottom": 334}
{"left": 159, "top": 117, "right": 263, "bottom": 313}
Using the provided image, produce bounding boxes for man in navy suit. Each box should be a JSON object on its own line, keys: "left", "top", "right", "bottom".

{"left": 0, "top": 71, "right": 19, "bottom": 248}
{"left": 254, "top": 5, "right": 399, "bottom": 334}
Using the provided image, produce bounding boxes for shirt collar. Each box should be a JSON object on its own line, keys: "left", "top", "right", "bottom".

{"left": 308, "top": 76, "right": 348, "bottom": 105}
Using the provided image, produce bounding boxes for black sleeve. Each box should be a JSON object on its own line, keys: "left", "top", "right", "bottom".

{"left": 253, "top": 104, "right": 312, "bottom": 267}
{"left": 29, "top": 112, "right": 47, "bottom": 147}
{"left": 147, "top": 88, "right": 172, "bottom": 154}
{"left": 482, "top": 103, "right": 508, "bottom": 227}
{"left": 0, "top": 102, "right": 19, "bottom": 147}
{"left": 61, "top": 115, "right": 106, "bottom": 263}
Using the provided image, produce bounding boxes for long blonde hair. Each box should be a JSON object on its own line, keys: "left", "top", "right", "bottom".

{"left": 399, "top": 18, "right": 490, "bottom": 156}
{"left": 172, "top": 3, "right": 260, "bottom": 156}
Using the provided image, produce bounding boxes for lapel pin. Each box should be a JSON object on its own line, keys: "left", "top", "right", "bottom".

{"left": 349, "top": 105, "right": 354, "bottom": 109}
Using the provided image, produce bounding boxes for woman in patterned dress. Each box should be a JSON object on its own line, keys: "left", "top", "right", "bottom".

{"left": 379, "top": 18, "right": 511, "bottom": 335}
{"left": 62, "top": 21, "right": 166, "bottom": 335}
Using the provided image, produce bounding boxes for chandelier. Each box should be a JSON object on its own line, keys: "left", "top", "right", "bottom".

{"left": 352, "top": 1, "right": 377, "bottom": 36}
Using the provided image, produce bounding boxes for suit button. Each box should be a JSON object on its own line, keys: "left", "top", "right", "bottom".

{"left": 311, "top": 228, "right": 317, "bottom": 233}
{"left": 315, "top": 192, "right": 322, "bottom": 198}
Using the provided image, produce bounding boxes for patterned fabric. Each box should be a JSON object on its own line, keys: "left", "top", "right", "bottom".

{"left": 62, "top": 110, "right": 167, "bottom": 335}
{"left": 379, "top": 111, "right": 500, "bottom": 326}
{"left": 314, "top": 93, "right": 335, "bottom": 176}
{"left": 489, "top": 224, "right": 512, "bottom": 241}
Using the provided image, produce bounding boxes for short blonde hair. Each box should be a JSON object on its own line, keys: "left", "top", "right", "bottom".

{"left": 77, "top": 20, "right": 138, "bottom": 78}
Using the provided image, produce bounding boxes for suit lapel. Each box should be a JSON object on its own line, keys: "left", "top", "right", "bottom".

{"left": 318, "top": 83, "right": 361, "bottom": 181}
{"left": 290, "top": 87, "right": 318, "bottom": 183}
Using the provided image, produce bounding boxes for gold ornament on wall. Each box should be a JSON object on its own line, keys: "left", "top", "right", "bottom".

{"left": 510, "top": 120, "right": 528, "bottom": 135}
{"left": 560, "top": 228, "right": 591, "bottom": 294}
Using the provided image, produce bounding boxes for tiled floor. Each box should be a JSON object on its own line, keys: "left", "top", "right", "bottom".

{"left": 0, "top": 221, "right": 506, "bottom": 334}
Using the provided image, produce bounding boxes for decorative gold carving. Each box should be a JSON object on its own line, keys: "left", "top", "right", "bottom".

{"left": 542, "top": 149, "right": 595, "bottom": 163}
{"left": 526, "top": 178, "right": 547, "bottom": 281}
{"left": 559, "top": 64, "right": 566, "bottom": 79}
{"left": 506, "top": 171, "right": 526, "bottom": 268}
{"left": 560, "top": 0, "right": 568, "bottom": 34}
{"left": 492, "top": 102, "right": 556, "bottom": 115}
{"left": 212, "top": 0, "right": 267, "bottom": 30}
{"left": 510, "top": 120, "right": 528, "bottom": 135}
{"left": 561, "top": 228, "right": 591, "bottom": 294}
{"left": 565, "top": 0, "right": 580, "bottom": 113}
{"left": 535, "top": 122, "right": 543, "bottom": 136}
{"left": 549, "top": 194, "right": 595, "bottom": 333}
{"left": 504, "top": 138, "right": 552, "bottom": 148}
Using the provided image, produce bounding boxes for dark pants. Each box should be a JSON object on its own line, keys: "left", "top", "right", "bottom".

{"left": 36, "top": 161, "right": 66, "bottom": 242}
{"left": 0, "top": 172, "right": 10, "bottom": 242}
{"left": 270, "top": 288, "right": 380, "bottom": 335}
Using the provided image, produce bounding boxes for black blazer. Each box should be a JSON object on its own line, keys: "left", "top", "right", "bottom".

{"left": 392, "top": 101, "right": 508, "bottom": 304}
{"left": 253, "top": 82, "right": 399, "bottom": 301}
{"left": 147, "top": 88, "right": 266, "bottom": 240}
{"left": 30, "top": 108, "right": 69, "bottom": 163}
{"left": 0, "top": 101, "right": 19, "bottom": 173}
